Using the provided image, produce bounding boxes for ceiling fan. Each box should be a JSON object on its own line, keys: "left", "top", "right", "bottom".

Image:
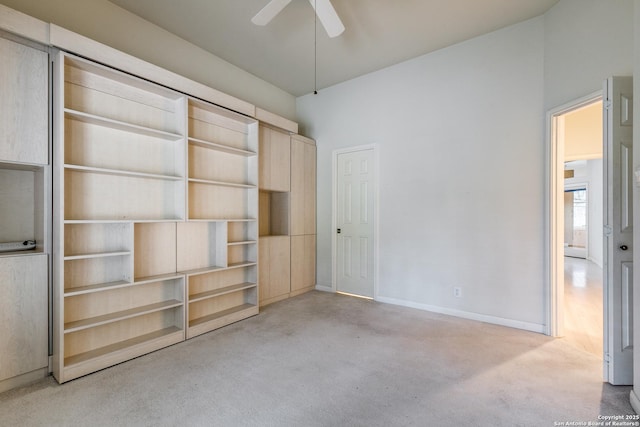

{"left": 252, "top": 0, "right": 345, "bottom": 38}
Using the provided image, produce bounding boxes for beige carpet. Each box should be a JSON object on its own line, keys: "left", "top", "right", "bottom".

{"left": 0, "top": 291, "right": 634, "bottom": 426}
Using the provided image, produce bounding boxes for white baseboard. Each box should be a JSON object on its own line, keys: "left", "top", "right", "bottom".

{"left": 630, "top": 390, "right": 640, "bottom": 414}
{"left": 0, "top": 367, "right": 49, "bottom": 394}
{"left": 315, "top": 284, "right": 334, "bottom": 293}
{"left": 375, "top": 296, "right": 545, "bottom": 334}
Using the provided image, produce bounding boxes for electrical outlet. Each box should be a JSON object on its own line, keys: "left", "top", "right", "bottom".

{"left": 454, "top": 287, "right": 462, "bottom": 298}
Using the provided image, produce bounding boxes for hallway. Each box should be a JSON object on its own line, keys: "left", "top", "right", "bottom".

{"left": 563, "top": 256, "right": 603, "bottom": 358}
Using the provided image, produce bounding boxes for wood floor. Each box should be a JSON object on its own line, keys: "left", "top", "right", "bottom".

{"left": 563, "top": 256, "right": 603, "bottom": 358}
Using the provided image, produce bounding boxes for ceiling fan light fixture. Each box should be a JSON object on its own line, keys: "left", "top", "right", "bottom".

{"left": 251, "top": 0, "right": 344, "bottom": 38}
{"left": 251, "top": 0, "right": 292, "bottom": 26}
{"left": 307, "top": 0, "right": 344, "bottom": 38}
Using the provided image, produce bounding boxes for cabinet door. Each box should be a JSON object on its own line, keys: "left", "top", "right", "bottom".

{"left": 290, "top": 139, "right": 305, "bottom": 236}
{"left": 258, "top": 126, "right": 271, "bottom": 190}
{"left": 259, "top": 126, "right": 290, "bottom": 192}
{"left": 0, "top": 255, "right": 48, "bottom": 382}
{"left": 259, "top": 236, "right": 290, "bottom": 304}
{"left": 303, "top": 143, "right": 317, "bottom": 235}
{"left": 269, "top": 236, "right": 290, "bottom": 298}
{"left": 258, "top": 238, "right": 270, "bottom": 302}
{"left": 291, "top": 137, "right": 316, "bottom": 236}
{"left": 304, "top": 235, "right": 316, "bottom": 289}
{"left": 291, "top": 235, "right": 316, "bottom": 293}
{"left": 0, "top": 37, "right": 48, "bottom": 165}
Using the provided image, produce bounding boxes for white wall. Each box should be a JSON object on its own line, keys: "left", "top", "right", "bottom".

{"left": 297, "top": 17, "right": 546, "bottom": 330}
{"left": 544, "top": 0, "right": 634, "bottom": 110}
{"left": 586, "top": 160, "right": 604, "bottom": 267}
{"left": 0, "top": 0, "right": 296, "bottom": 120}
{"left": 297, "top": 0, "right": 635, "bottom": 333}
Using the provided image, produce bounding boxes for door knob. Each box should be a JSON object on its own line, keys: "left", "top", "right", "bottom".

{"left": 337, "top": 228, "right": 341, "bottom": 234}
{"left": 620, "top": 245, "right": 629, "bottom": 251}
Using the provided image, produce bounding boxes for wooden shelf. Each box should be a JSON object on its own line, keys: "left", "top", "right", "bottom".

{"left": 64, "top": 273, "right": 184, "bottom": 297}
{"left": 180, "top": 265, "right": 226, "bottom": 277}
{"left": 64, "top": 280, "right": 131, "bottom": 297}
{"left": 189, "top": 303, "right": 256, "bottom": 327}
{"left": 64, "top": 250, "right": 131, "bottom": 261}
{"left": 189, "top": 282, "right": 257, "bottom": 303}
{"left": 64, "top": 109, "right": 183, "bottom": 141}
{"left": 64, "top": 219, "right": 183, "bottom": 224}
{"left": 227, "top": 261, "right": 257, "bottom": 269}
{"left": 227, "top": 240, "right": 257, "bottom": 246}
{"left": 188, "top": 218, "right": 257, "bottom": 223}
{"left": 133, "top": 273, "right": 185, "bottom": 286}
{"left": 65, "top": 164, "right": 183, "bottom": 181}
{"left": 189, "top": 137, "right": 256, "bottom": 157}
{"left": 64, "top": 300, "right": 182, "bottom": 333}
{"left": 63, "top": 326, "right": 182, "bottom": 368}
{"left": 0, "top": 161, "right": 43, "bottom": 171}
{"left": 0, "top": 248, "right": 43, "bottom": 258}
{"left": 188, "top": 178, "right": 256, "bottom": 189}
{"left": 179, "top": 261, "right": 257, "bottom": 278}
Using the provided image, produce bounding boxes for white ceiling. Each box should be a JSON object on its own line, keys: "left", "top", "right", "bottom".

{"left": 108, "top": 0, "right": 559, "bottom": 97}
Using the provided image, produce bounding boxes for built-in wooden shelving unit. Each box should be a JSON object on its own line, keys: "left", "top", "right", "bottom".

{"left": 53, "top": 52, "right": 259, "bottom": 383}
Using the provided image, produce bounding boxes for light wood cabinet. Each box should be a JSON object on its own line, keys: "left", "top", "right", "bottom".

{"left": 289, "top": 135, "right": 317, "bottom": 295}
{"left": 0, "top": 35, "right": 50, "bottom": 393}
{"left": 0, "top": 255, "right": 48, "bottom": 392}
{"left": 290, "top": 235, "right": 316, "bottom": 295}
{"left": 53, "top": 52, "right": 259, "bottom": 383}
{"left": 258, "top": 125, "right": 293, "bottom": 307}
{"left": 258, "top": 129, "right": 316, "bottom": 306}
{"left": 290, "top": 135, "right": 316, "bottom": 236}
{"left": 259, "top": 236, "right": 291, "bottom": 305}
{"left": 259, "top": 125, "right": 290, "bottom": 192}
{"left": 0, "top": 36, "right": 48, "bottom": 165}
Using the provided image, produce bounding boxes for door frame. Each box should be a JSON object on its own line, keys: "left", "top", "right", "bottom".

{"left": 546, "top": 90, "right": 602, "bottom": 337}
{"left": 331, "top": 144, "right": 379, "bottom": 298}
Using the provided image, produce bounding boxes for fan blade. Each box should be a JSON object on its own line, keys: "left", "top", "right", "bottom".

{"left": 252, "top": 0, "right": 293, "bottom": 26}
{"left": 308, "top": 0, "right": 345, "bottom": 38}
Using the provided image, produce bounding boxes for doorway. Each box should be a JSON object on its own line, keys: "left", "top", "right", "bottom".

{"left": 562, "top": 103, "right": 604, "bottom": 358}
{"left": 332, "top": 145, "right": 378, "bottom": 299}
{"left": 547, "top": 93, "right": 603, "bottom": 348}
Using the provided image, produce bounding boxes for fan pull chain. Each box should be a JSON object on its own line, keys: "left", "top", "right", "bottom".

{"left": 314, "top": 0, "right": 318, "bottom": 94}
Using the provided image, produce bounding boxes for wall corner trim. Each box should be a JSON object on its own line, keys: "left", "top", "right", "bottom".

{"left": 375, "top": 296, "right": 545, "bottom": 334}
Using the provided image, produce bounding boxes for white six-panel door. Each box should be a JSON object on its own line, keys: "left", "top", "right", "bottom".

{"left": 604, "top": 76, "right": 634, "bottom": 385}
{"left": 335, "top": 148, "right": 376, "bottom": 298}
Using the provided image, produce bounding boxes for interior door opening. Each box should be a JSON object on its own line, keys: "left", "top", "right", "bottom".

{"left": 560, "top": 102, "right": 604, "bottom": 360}
{"left": 549, "top": 95, "right": 604, "bottom": 350}
{"left": 549, "top": 76, "right": 634, "bottom": 385}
